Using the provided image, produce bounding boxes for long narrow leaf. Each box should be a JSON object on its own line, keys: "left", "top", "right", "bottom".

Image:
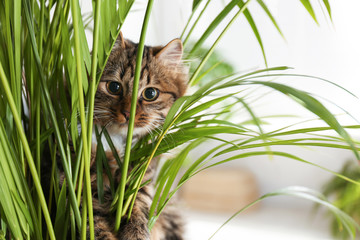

{"left": 70, "top": 0, "right": 94, "bottom": 238}
{"left": 256, "top": 0, "right": 284, "bottom": 38}
{"left": 249, "top": 81, "right": 359, "bottom": 159}
{"left": 299, "top": 0, "right": 318, "bottom": 24}
{"left": 190, "top": 0, "right": 239, "bottom": 55}
{"left": 238, "top": 0, "right": 267, "bottom": 66}
{"left": 114, "top": 0, "right": 156, "bottom": 231}
{"left": 321, "top": 0, "right": 332, "bottom": 20}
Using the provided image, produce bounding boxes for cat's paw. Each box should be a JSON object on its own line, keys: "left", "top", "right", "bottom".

{"left": 118, "top": 222, "right": 150, "bottom": 240}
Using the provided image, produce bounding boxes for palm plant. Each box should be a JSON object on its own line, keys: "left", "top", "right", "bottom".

{"left": 0, "top": 0, "right": 359, "bottom": 239}
{"left": 322, "top": 161, "right": 360, "bottom": 239}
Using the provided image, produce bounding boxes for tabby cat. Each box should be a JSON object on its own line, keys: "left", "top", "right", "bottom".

{"left": 89, "top": 33, "right": 188, "bottom": 240}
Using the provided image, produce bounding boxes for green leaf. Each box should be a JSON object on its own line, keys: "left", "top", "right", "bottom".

{"left": 256, "top": 0, "right": 284, "bottom": 38}
{"left": 192, "top": 0, "right": 202, "bottom": 10}
{"left": 54, "top": 183, "right": 68, "bottom": 240}
{"left": 175, "top": 119, "right": 246, "bottom": 131}
{"left": 238, "top": 0, "right": 267, "bottom": 66}
{"left": 95, "top": 128, "right": 107, "bottom": 203}
{"left": 216, "top": 137, "right": 357, "bottom": 158}
{"left": 118, "top": 0, "right": 127, "bottom": 23}
{"left": 70, "top": 0, "right": 94, "bottom": 236}
{"left": 102, "top": 128, "right": 122, "bottom": 168}
{"left": 182, "top": 0, "right": 211, "bottom": 46}
{"left": 299, "top": 0, "right": 318, "bottom": 24}
{"left": 29, "top": 128, "right": 54, "bottom": 150}
{"left": 0, "top": 150, "right": 22, "bottom": 239}
{"left": 149, "top": 140, "right": 203, "bottom": 228}
{"left": 0, "top": 120, "right": 42, "bottom": 239}
{"left": 152, "top": 126, "right": 244, "bottom": 157}
{"left": 180, "top": 142, "right": 227, "bottom": 183}
{"left": 11, "top": 190, "right": 33, "bottom": 235}
{"left": 190, "top": 0, "right": 239, "bottom": 54}
{"left": 176, "top": 93, "right": 235, "bottom": 124}
{"left": 163, "top": 95, "right": 197, "bottom": 130}
{"left": 249, "top": 81, "right": 359, "bottom": 159}
{"left": 322, "top": 0, "right": 332, "bottom": 21}
{"left": 189, "top": 0, "right": 252, "bottom": 85}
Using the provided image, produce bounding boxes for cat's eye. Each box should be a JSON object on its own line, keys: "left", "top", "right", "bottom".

{"left": 142, "top": 87, "right": 159, "bottom": 101}
{"left": 106, "top": 81, "right": 123, "bottom": 95}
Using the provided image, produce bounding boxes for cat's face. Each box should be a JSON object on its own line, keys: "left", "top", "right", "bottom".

{"left": 94, "top": 34, "right": 188, "bottom": 138}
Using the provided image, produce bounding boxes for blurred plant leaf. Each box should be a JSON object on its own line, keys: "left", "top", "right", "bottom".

{"left": 209, "top": 186, "right": 360, "bottom": 239}
{"left": 300, "top": 0, "right": 318, "bottom": 24}
{"left": 322, "top": 161, "right": 360, "bottom": 239}
{"left": 322, "top": 0, "right": 332, "bottom": 20}
{"left": 238, "top": 0, "right": 267, "bottom": 66}
{"left": 193, "top": 0, "right": 203, "bottom": 10}
{"left": 249, "top": 81, "right": 359, "bottom": 159}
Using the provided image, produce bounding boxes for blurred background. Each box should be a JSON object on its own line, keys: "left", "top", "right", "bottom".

{"left": 83, "top": 0, "right": 360, "bottom": 239}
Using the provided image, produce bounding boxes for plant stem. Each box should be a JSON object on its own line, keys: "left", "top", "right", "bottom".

{"left": 113, "top": 0, "right": 155, "bottom": 232}
{"left": 4, "top": 0, "right": 16, "bottom": 138}
{"left": 180, "top": 0, "right": 207, "bottom": 40}
{"left": 35, "top": 73, "right": 42, "bottom": 236}
{"left": 38, "top": 0, "right": 45, "bottom": 56}
{"left": 81, "top": 196, "right": 88, "bottom": 240}
{"left": 70, "top": 0, "right": 94, "bottom": 239}
{"left": 189, "top": 0, "right": 253, "bottom": 86}
{"left": 14, "top": 0, "right": 25, "bottom": 174}
{"left": 189, "top": 0, "right": 239, "bottom": 55}
{"left": 13, "top": 0, "right": 21, "bottom": 116}
{"left": 182, "top": 0, "right": 212, "bottom": 48}
{"left": 36, "top": 0, "right": 44, "bottom": 226}
{"left": 87, "top": 0, "right": 101, "bottom": 164}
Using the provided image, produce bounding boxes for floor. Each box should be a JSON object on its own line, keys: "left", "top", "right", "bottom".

{"left": 184, "top": 205, "right": 336, "bottom": 240}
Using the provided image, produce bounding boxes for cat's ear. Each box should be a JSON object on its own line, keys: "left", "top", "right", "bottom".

{"left": 114, "top": 32, "right": 127, "bottom": 49}
{"left": 156, "top": 39, "right": 183, "bottom": 65}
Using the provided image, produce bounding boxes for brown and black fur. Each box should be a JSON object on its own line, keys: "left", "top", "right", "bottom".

{"left": 94, "top": 33, "right": 187, "bottom": 138}
{"left": 88, "top": 152, "right": 184, "bottom": 240}
{"left": 46, "top": 33, "right": 188, "bottom": 240}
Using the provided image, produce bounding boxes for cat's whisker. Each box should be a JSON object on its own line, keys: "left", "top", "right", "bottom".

{"left": 74, "top": 107, "right": 90, "bottom": 118}
{"left": 151, "top": 127, "right": 161, "bottom": 136}
{"left": 93, "top": 112, "right": 113, "bottom": 119}
{"left": 103, "top": 118, "right": 115, "bottom": 131}
{"left": 143, "top": 125, "right": 156, "bottom": 139}
{"left": 151, "top": 122, "right": 165, "bottom": 133}
{"left": 148, "top": 119, "right": 175, "bottom": 147}
{"left": 94, "top": 108, "right": 114, "bottom": 116}
{"left": 93, "top": 111, "right": 111, "bottom": 117}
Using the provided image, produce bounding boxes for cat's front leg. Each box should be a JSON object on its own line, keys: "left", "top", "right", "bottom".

{"left": 118, "top": 187, "right": 153, "bottom": 240}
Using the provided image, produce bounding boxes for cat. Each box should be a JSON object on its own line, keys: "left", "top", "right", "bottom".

{"left": 89, "top": 33, "right": 188, "bottom": 240}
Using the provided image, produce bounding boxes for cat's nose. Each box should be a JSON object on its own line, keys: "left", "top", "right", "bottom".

{"left": 121, "top": 111, "right": 130, "bottom": 121}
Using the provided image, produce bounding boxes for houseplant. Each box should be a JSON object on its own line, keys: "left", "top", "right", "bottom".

{"left": 0, "top": 0, "right": 359, "bottom": 239}
{"left": 322, "top": 161, "right": 360, "bottom": 239}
